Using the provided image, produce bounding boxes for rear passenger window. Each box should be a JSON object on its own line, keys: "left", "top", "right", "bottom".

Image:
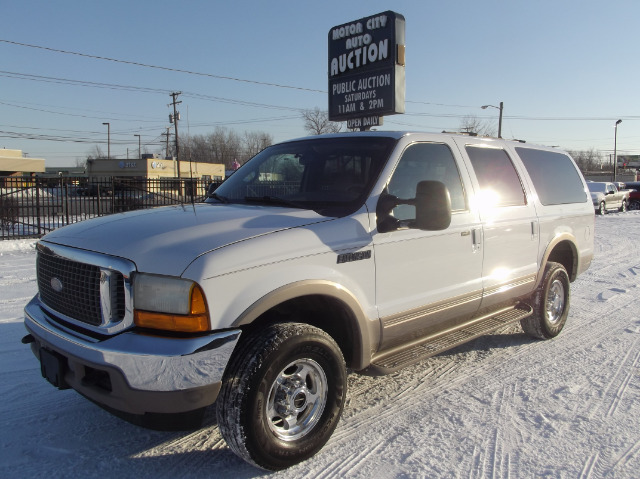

{"left": 466, "top": 146, "right": 526, "bottom": 207}
{"left": 515, "top": 148, "right": 587, "bottom": 205}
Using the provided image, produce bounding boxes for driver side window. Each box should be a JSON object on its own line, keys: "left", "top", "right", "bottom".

{"left": 388, "top": 143, "right": 466, "bottom": 220}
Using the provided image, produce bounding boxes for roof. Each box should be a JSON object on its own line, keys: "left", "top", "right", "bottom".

{"left": 0, "top": 149, "right": 45, "bottom": 173}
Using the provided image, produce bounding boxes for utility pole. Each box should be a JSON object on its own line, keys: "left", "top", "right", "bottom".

{"left": 169, "top": 92, "right": 182, "bottom": 179}
{"left": 134, "top": 134, "right": 141, "bottom": 160}
{"left": 102, "top": 122, "right": 110, "bottom": 159}
{"left": 162, "top": 127, "right": 171, "bottom": 159}
{"left": 613, "top": 119, "right": 622, "bottom": 182}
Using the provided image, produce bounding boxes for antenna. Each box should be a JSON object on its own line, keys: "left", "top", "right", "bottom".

{"left": 187, "top": 106, "right": 196, "bottom": 207}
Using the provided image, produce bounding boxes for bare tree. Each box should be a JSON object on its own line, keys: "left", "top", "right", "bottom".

{"left": 244, "top": 131, "right": 273, "bottom": 160}
{"left": 86, "top": 145, "right": 106, "bottom": 160}
{"left": 458, "top": 115, "right": 496, "bottom": 137}
{"left": 302, "top": 108, "right": 343, "bottom": 135}
{"left": 178, "top": 127, "right": 273, "bottom": 168}
{"left": 567, "top": 148, "right": 605, "bottom": 173}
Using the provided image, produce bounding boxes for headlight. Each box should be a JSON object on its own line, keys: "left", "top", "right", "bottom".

{"left": 133, "top": 274, "right": 210, "bottom": 333}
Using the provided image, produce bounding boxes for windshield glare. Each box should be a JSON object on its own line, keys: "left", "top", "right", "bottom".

{"left": 209, "top": 136, "right": 396, "bottom": 214}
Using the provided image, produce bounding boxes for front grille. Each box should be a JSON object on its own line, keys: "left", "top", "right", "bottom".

{"left": 37, "top": 248, "right": 125, "bottom": 326}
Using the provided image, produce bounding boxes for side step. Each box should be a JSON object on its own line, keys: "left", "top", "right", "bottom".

{"left": 366, "top": 303, "right": 533, "bottom": 376}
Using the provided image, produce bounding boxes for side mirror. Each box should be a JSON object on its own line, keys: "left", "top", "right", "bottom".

{"left": 414, "top": 181, "right": 452, "bottom": 230}
{"left": 376, "top": 180, "right": 452, "bottom": 233}
{"left": 376, "top": 193, "right": 402, "bottom": 233}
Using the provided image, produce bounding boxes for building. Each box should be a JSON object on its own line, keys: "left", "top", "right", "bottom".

{"left": 0, "top": 149, "right": 46, "bottom": 177}
{"left": 86, "top": 155, "right": 224, "bottom": 181}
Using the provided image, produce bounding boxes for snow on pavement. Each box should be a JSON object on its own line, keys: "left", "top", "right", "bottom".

{"left": 1, "top": 213, "right": 639, "bottom": 478}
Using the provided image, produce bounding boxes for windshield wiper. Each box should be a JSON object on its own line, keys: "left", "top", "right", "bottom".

{"left": 208, "top": 192, "right": 229, "bottom": 203}
{"left": 244, "top": 195, "right": 305, "bottom": 209}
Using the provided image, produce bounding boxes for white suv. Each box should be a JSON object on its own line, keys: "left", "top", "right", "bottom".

{"left": 24, "top": 131, "right": 594, "bottom": 470}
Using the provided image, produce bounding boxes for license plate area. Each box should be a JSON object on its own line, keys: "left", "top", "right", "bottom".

{"left": 40, "top": 348, "right": 70, "bottom": 390}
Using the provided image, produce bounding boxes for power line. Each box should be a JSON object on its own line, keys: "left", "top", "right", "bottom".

{"left": 1, "top": 70, "right": 308, "bottom": 113}
{"left": 6, "top": 68, "right": 638, "bottom": 123}
{"left": 0, "top": 99, "right": 164, "bottom": 123}
{"left": 0, "top": 39, "right": 325, "bottom": 93}
{"left": 0, "top": 70, "right": 171, "bottom": 95}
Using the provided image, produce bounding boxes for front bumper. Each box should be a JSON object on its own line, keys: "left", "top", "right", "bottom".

{"left": 24, "top": 295, "right": 241, "bottom": 415}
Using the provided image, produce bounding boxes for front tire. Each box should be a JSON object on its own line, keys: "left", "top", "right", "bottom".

{"left": 629, "top": 199, "right": 640, "bottom": 211}
{"left": 597, "top": 201, "right": 606, "bottom": 215}
{"left": 216, "top": 323, "right": 347, "bottom": 471}
{"left": 521, "top": 262, "right": 570, "bottom": 339}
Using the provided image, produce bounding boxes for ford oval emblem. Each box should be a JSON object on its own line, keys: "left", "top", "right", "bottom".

{"left": 50, "top": 277, "right": 64, "bottom": 293}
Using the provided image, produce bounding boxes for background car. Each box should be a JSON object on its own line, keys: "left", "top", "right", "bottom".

{"left": 624, "top": 181, "right": 640, "bottom": 210}
{"left": 587, "top": 181, "right": 629, "bottom": 215}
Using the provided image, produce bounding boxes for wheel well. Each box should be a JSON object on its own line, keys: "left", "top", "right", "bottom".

{"left": 546, "top": 240, "right": 577, "bottom": 281}
{"left": 240, "top": 295, "right": 361, "bottom": 369}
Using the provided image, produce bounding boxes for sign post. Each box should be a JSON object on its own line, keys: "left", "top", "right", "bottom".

{"left": 328, "top": 11, "right": 405, "bottom": 130}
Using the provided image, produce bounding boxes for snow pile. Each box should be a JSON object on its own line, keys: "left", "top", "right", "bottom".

{"left": 0, "top": 239, "right": 37, "bottom": 254}
{"left": 1, "top": 187, "right": 54, "bottom": 199}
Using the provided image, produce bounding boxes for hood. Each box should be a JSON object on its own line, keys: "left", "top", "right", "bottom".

{"left": 42, "top": 203, "right": 332, "bottom": 275}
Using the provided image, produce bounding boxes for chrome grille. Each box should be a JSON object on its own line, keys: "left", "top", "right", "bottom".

{"left": 37, "top": 248, "right": 125, "bottom": 326}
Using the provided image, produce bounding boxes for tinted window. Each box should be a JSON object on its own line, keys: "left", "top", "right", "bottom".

{"left": 516, "top": 148, "right": 587, "bottom": 205}
{"left": 211, "top": 136, "right": 396, "bottom": 216}
{"left": 387, "top": 142, "right": 466, "bottom": 220}
{"left": 466, "top": 146, "right": 526, "bottom": 207}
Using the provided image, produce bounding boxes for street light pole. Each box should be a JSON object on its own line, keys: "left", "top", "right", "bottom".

{"left": 134, "top": 134, "right": 141, "bottom": 160}
{"left": 102, "top": 122, "right": 110, "bottom": 159}
{"left": 481, "top": 102, "right": 504, "bottom": 138}
{"left": 613, "top": 119, "right": 622, "bottom": 182}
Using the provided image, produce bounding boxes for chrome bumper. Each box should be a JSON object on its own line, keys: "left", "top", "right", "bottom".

{"left": 24, "top": 295, "right": 241, "bottom": 415}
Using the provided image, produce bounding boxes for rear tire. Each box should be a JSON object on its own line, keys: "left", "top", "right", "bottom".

{"left": 521, "top": 262, "right": 570, "bottom": 339}
{"left": 597, "top": 201, "right": 606, "bottom": 215}
{"left": 216, "top": 322, "right": 346, "bottom": 471}
{"left": 620, "top": 200, "right": 628, "bottom": 212}
{"left": 629, "top": 200, "right": 640, "bottom": 211}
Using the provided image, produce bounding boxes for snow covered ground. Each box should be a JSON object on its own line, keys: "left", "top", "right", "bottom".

{"left": 1, "top": 212, "right": 639, "bottom": 478}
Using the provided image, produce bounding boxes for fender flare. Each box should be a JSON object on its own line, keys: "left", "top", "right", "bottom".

{"left": 536, "top": 233, "right": 579, "bottom": 286}
{"left": 232, "top": 279, "right": 378, "bottom": 370}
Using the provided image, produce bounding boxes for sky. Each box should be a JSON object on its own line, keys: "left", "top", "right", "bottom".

{"left": 2, "top": 0, "right": 639, "bottom": 167}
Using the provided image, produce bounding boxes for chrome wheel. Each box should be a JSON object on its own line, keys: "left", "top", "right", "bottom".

{"left": 267, "top": 358, "right": 328, "bottom": 441}
{"left": 546, "top": 279, "right": 566, "bottom": 325}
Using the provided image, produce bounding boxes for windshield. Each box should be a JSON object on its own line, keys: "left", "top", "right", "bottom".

{"left": 587, "top": 183, "right": 606, "bottom": 193}
{"left": 208, "top": 136, "right": 397, "bottom": 216}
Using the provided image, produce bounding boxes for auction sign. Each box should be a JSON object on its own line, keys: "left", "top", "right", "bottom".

{"left": 328, "top": 11, "right": 405, "bottom": 126}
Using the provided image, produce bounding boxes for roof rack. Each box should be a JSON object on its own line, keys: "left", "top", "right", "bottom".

{"left": 441, "top": 131, "right": 478, "bottom": 136}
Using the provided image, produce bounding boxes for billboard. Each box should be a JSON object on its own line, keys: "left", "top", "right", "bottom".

{"left": 328, "top": 11, "right": 405, "bottom": 125}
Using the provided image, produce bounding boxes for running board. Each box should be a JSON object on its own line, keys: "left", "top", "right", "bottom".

{"left": 365, "top": 303, "right": 533, "bottom": 376}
